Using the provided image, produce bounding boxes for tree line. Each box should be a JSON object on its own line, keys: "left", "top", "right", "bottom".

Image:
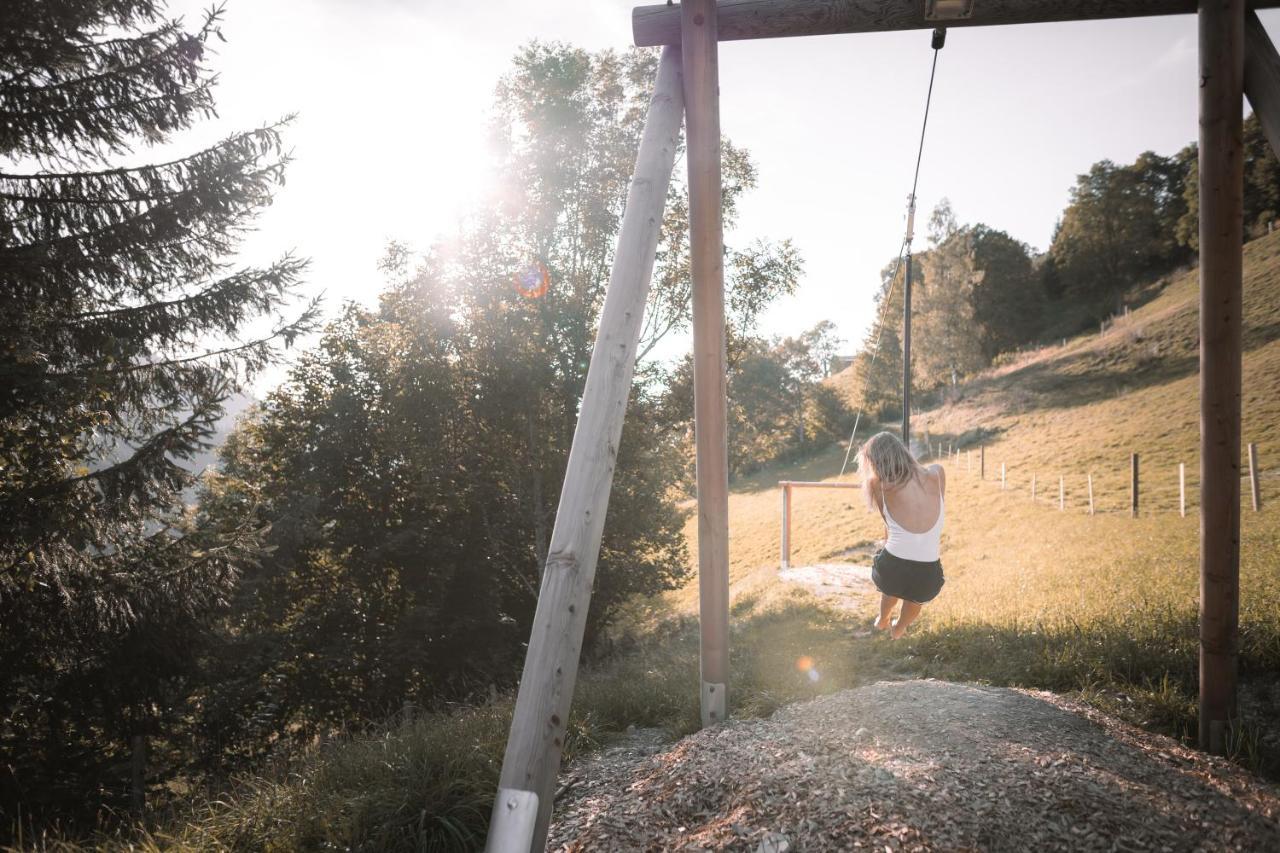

{"left": 0, "top": 1, "right": 813, "bottom": 836}
{"left": 851, "top": 118, "right": 1280, "bottom": 418}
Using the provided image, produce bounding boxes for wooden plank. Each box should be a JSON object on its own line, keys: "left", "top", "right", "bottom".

{"left": 778, "top": 480, "right": 863, "bottom": 489}
{"left": 1245, "top": 10, "right": 1280, "bottom": 159}
{"left": 486, "top": 45, "right": 686, "bottom": 853}
{"left": 633, "top": 0, "right": 1280, "bottom": 46}
{"left": 1198, "top": 0, "right": 1244, "bottom": 756}
{"left": 683, "top": 0, "right": 731, "bottom": 730}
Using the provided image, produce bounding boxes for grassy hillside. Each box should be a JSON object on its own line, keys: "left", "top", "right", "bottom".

{"left": 38, "top": 236, "right": 1280, "bottom": 852}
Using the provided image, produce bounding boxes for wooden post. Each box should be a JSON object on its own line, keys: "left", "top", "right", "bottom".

{"left": 1088, "top": 473, "right": 1095, "bottom": 516}
{"left": 1249, "top": 442, "right": 1261, "bottom": 510}
{"left": 780, "top": 484, "right": 792, "bottom": 570}
{"left": 486, "top": 45, "right": 684, "bottom": 853}
{"left": 1131, "top": 453, "right": 1140, "bottom": 517}
{"left": 1198, "top": 0, "right": 1244, "bottom": 756}
{"left": 1180, "top": 462, "right": 1187, "bottom": 518}
{"left": 130, "top": 733, "right": 146, "bottom": 817}
{"left": 1031, "top": 473, "right": 1036, "bottom": 502}
{"left": 1059, "top": 476, "right": 1065, "bottom": 511}
{"left": 1245, "top": 10, "right": 1280, "bottom": 159}
{"left": 683, "top": 0, "right": 730, "bottom": 731}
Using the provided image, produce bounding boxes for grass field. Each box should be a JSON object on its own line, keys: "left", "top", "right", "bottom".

{"left": 26, "top": 235, "right": 1280, "bottom": 851}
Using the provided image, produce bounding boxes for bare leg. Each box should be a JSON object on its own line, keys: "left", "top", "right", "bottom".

{"left": 876, "top": 594, "right": 900, "bottom": 631}
{"left": 891, "top": 601, "right": 923, "bottom": 639}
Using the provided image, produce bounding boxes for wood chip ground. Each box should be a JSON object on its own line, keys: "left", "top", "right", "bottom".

{"left": 548, "top": 679, "right": 1280, "bottom": 851}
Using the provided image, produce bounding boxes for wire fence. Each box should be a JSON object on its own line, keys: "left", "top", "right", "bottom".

{"left": 916, "top": 439, "right": 1268, "bottom": 517}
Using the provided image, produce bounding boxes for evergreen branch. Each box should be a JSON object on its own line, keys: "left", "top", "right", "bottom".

{"left": 0, "top": 121, "right": 290, "bottom": 182}
{"left": 62, "top": 256, "right": 304, "bottom": 324}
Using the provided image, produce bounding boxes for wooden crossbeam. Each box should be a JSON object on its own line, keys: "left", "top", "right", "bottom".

{"left": 633, "top": 0, "right": 1280, "bottom": 46}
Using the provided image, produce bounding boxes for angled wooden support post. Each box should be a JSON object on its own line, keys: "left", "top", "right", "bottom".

{"left": 1245, "top": 10, "right": 1280, "bottom": 158}
{"left": 683, "top": 0, "right": 730, "bottom": 730}
{"left": 485, "top": 45, "right": 685, "bottom": 853}
{"left": 1198, "top": 0, "right": 1244, "bottom": 756}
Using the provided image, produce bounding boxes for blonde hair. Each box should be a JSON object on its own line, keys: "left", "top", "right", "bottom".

{"left": 857, "top": 431, "right": 926, "bottom": 510}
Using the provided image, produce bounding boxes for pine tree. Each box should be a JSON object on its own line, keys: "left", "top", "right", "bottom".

{"left": 0, "top": 0, "right": 317, "bottom": 828}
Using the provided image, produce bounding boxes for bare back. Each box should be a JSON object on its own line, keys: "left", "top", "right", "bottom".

{"left": 873, "top": 464, "right": 946, "bottom": 534}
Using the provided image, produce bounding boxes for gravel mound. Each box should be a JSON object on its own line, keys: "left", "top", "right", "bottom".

{"left": 548, "top": 680, "right": 1280, "bottom": 851}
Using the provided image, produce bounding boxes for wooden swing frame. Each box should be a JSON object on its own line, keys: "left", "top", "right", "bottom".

{"left": 487, "top": 3, "right": 1280, "bottom": 849}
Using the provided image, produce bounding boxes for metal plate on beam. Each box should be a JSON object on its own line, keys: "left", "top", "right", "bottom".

{"left": 927, "top": 0, "right": 975, "bottom": 21}
{"left": 485, "top": 788, "right": 539, "bottom": 852}
{"left": 702, "top": 681, "right": 727, "bottom": 726}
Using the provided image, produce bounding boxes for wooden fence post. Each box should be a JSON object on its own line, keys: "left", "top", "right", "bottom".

{"left": 1088, "top": 473, "right": 1095, "bottom": 516}
{"left": 1197, "top": 0, "right": 1244, "bottom": 756}
{"left": 1180, "top": 462, "right": 1187, "bottom": 518}
{"left": 1059, "top": 476, "right": 1065, "bottom": 511}
{"left": 131, "top": 733, "right": 146, "bottom": 817}
{"left": 1249, "top": 442, "right": 1261, "bottom": 510}
{"left": 780, "top": 484, "right": 792, "bottom": 570}
{"left": 486, "top": 45, "right": 685, "bottom": 853}
{"left": 1131, "top": 452, "right": 1140, "bottom": 518}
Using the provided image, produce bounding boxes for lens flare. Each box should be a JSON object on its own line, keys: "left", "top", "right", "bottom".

{"left": 795, "top": 656, "right": 814, "bottom": 672}
{"left": 514, "top": 261, "right": 549, "bottom": 298}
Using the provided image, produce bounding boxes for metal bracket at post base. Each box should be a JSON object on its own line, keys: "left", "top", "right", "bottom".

{"left": 702, "top": 681, "right": 727, "bottom": 727}
{"left": 485, "top": 788, "right": 539, "bottom": 853}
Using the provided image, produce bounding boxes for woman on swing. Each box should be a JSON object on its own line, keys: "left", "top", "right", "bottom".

{"left": 859, "top": 431, "right": 945, "bottom": 639}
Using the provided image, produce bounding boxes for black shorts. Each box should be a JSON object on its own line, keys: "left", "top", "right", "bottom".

{"left": 871, "top": 549, "right": 945, "bottom": 604}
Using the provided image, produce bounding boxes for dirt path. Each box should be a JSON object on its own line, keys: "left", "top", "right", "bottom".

{"left": 549, "top": 680, "right": 1280, "bottom": 851}
{"left": 778, "top": 562, "right": 876, "bottom": 613}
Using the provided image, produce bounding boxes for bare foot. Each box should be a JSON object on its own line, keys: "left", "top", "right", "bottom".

{"left": 890, "top": 621, "right": 908, "bottom": 639}
{"left": 875, "top": 615, "right": 892, "bottom": 632}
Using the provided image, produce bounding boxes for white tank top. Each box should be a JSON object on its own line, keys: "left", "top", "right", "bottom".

{"left": 882, "top": 487, "right": 944, "bottom": 562}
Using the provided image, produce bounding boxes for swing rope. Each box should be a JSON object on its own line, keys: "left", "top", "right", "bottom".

{"left": 838, "top": 29, "right": 946, "bottom": 478}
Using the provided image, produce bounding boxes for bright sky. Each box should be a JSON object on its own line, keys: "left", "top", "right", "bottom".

{"left": 164, "top": 0, "right": 1280, "bottom": 378}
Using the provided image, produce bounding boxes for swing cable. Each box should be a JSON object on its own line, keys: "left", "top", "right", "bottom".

{"left": 838, "top": 27, "right": 946, "bottom": 478}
